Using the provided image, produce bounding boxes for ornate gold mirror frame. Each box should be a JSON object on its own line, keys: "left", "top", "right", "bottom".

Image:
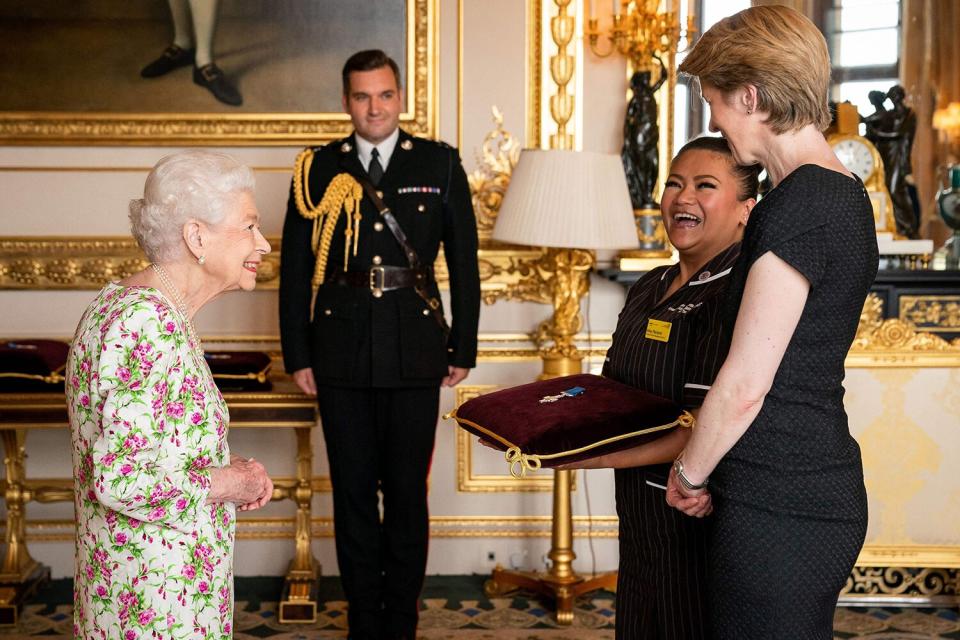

{"left": 0, "top": 0, "right": 436, "bottom": 146}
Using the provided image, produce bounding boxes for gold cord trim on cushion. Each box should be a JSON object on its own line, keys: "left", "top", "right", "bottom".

{"left": 0, "top": 361, "right": 66, "bottom": 385}
{"left": 292, "top": 149, "right": 364, "bottom": 294}
{"left": 0, "top": 371, "right": 65, "bottom": 384}
{"left": 210, "top": 364, "right": 271, "bottom": 384}
{"left": 444, "top": 409, "right": 695, "bottom": 478}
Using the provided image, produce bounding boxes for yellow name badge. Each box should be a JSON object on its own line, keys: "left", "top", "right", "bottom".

{"left": 645, "top": 318, "right": 672, "bottom": 342}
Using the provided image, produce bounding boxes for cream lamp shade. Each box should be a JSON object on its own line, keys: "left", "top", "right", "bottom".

{"left": 492, "top": 149, "right": 638, "bottom": 250}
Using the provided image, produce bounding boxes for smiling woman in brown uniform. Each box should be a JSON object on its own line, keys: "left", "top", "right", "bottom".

{"left": 557, "top": 136, "right": 759, "bottom": 639}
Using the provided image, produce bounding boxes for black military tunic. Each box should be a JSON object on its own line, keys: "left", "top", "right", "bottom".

{"left": 279, "top": 129, "right": 480, "bottom": 638}
{"left": 602, "top": 242, "right": 739, "bottom": 640}
{"left": 280, "top": 129, "right": 480, "bottom": 387}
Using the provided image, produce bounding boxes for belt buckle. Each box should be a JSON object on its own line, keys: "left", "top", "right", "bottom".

{"left": 369, "top": 266, "right": 385, "bottom": 298}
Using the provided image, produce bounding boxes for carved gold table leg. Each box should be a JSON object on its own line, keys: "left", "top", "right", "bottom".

{"left": 0, "top": 429, "right": 50, "bottom": 626}
{"left": 278, "top": 426, "right": 321, "bottom": 624}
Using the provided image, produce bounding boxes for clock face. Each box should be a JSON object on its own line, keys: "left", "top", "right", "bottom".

{"left": 831, "top": 138, "right": 876, "bottom": 181}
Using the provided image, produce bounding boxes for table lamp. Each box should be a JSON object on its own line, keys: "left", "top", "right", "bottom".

{"left": 486, "top": 148, "right": 637, "bottom": 623}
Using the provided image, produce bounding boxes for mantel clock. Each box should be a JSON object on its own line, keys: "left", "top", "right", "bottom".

{"left": 827, "top": 102, "right": 897, "bottom": 235}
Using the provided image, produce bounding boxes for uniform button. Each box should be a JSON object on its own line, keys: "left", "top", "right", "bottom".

{"left": 417, "top": 204, "right": 426, "bottom": 212}
{"left": 372, "top": 255, "right": 382, "bottom": 265}
{"left": 372, "top": 289, "right": 383, "bottom": 298}
{"left": 373, "top": 221, "right": 384, "bottom": 232}
{"left": 324, "top": 309, "right": 332, "bottom": 316}
{"left": 422, "top": 308, "right": 430, "bottom": 316}
{"left": 376, "top": 190, "right": 384, "bottom": 199}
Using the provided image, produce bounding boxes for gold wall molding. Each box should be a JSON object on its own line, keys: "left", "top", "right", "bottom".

{"left": 0, "top": 0, "right": 435, "bottom": 146}
{"left": 0, "top": 237, "right": 279, "bottom": 290}
{"left": 0, "top": 236, "right": 551, "bottom": 297}
{"left": 527, "top": 0, "right": 544, "bottom": 148}
{"left": 8, "top": 515, "right": 620, "bottom": 542}
{"left": 0, "top": 332, "right": 614, "bottom": 365}
{"left": 858, "top": 545, "right": 960, "bottom": 569}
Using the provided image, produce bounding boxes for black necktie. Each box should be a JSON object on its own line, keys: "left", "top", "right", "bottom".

{"left": 368, "top": 147, "right": 384, "bottom": 186}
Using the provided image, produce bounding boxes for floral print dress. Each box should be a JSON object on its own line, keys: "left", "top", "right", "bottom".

{"left": 66, "top": 283, "right": 235, "bottom": 639}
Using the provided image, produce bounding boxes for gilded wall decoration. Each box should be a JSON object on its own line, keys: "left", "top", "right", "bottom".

{"left": 858, "top": 370, "right": 941, "bottom": 544}
{"left": 900, "top": 295, "right": 960, "bottom": 332}
{"left": 848, "top": 293, "right": 960, "bottom": 367}
{"left": 0, "top": 237, "right": 279, "bottom": 290}
{"left": 467, "top": 107, "right": 521, "bottom": 239}
{"left": 841, "top": 567, "right": 959, "bottom": 605}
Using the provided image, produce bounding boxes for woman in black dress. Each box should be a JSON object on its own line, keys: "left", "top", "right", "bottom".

{"left": 666, "top": 6, "right": 878, "bottom": 639}
{"left": 558, "top": 136, "right": 759, "bottom": 639}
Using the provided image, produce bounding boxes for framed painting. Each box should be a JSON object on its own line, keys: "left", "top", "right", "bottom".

{"left": 0, "top": 0, "right": 436, "bottom": 145}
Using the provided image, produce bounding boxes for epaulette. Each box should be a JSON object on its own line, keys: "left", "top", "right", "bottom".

{"left": 414, "top": 137, "right": 453, "bottom": 150}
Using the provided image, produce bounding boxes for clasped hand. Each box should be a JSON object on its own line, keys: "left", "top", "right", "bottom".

{"left": 665, "top": 465, "right": 712, "bottom": 518}
{"left": 209, "top": 455, "right": 274, "bottom": 511}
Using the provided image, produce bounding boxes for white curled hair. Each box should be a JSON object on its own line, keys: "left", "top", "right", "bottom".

{"left": 129, "top": 150, "right": 255, "bottom": 262}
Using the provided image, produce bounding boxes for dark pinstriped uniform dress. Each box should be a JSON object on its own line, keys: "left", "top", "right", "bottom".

{"left": 603, "top": 242, "right": 740, "bottom": 640}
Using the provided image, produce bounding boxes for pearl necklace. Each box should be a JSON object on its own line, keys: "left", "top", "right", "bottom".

{"left": 151, "top": 263, "right": 202, "bottom": 353}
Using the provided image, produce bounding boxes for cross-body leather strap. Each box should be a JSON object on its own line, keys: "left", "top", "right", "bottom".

{"left": 353, "top": 172, "right": 451, "bottom": 340}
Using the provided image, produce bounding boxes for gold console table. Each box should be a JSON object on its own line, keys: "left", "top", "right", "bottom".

{"left": 0, "top": 381, "right": 321, "bottom": 625}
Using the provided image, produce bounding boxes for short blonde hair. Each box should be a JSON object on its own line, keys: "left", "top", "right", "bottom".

{"left": 129, "top": 150, "right": 255, "bottom": 262}
{"left": 679, "top": 5, "right": 831, "bottom": 133}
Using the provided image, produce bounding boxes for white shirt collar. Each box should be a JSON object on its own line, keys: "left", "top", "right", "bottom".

{"left": 355, "top": 128, "right": 400, "bottom": 172}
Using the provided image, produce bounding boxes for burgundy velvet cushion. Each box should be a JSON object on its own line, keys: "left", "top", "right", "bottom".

{"left": 203, "top": 351, "right": 273, "bottom": 392}
{"left": 448, "top": 373, "right": 692, "bottom": 476}
{"left": 0, "top": 339, "right": 70, "bottom": 392}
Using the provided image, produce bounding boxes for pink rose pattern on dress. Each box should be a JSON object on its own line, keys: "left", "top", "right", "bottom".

{"left": 66, "top": 284, "right": 235, "bottom": 639}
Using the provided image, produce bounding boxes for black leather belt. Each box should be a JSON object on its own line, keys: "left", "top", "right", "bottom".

{"left": 332, "top": 265, "right": 434, "bottom": 296}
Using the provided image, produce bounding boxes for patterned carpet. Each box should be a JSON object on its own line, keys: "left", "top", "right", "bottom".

{"left": 2, "top": 577, "right": 958, "bottom": 638}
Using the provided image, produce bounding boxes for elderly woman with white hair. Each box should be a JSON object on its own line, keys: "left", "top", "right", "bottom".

{"left": 66, "top": 150, "right": 273, "bottom": 638}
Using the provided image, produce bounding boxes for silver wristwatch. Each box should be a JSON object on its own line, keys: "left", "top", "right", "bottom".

{"left": 673, "top": 457, "right": 708, "bottom": 491}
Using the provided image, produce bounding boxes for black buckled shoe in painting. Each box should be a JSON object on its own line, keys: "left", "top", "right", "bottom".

{"left": 140, "top": 45, "right": 195, "bottom": 78}
{"left": 193, "top": 63, "right": 243, "bottom": 106}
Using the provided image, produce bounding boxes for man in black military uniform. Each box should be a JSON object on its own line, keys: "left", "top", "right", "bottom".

{"left": 279, "top": 50, "right": 480, "bottom": 639}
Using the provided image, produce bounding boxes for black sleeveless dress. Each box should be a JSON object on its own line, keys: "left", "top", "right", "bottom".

{"left": 709, "top": 165, "right": 878, "bottom": 639}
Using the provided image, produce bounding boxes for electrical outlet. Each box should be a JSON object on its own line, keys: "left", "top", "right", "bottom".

{"left": 509, "top": 549, "right": 529, "bottom": 570}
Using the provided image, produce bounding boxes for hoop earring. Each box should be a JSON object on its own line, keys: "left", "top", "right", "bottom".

{"left": 198, "top": 255, "right": 206, "bottom": 265}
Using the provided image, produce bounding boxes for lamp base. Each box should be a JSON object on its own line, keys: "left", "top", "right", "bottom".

{"left": 618, "top": 207, "right": 673, "bottom": 270}
{"left": 484, "top": 565, "right": 618, "bottom": 625}
{"left": 538, "top": 352, "right": 584, "bottom": 379}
